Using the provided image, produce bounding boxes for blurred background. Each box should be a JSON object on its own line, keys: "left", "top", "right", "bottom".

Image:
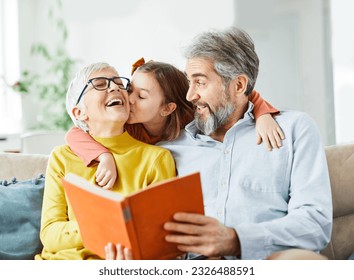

{"left": 0, "top": 0, "right": 353, "bottom": 153}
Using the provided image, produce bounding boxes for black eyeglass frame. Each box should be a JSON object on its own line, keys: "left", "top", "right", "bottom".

{"left": 75, "top": 76, "right": 131, "bottom": 105}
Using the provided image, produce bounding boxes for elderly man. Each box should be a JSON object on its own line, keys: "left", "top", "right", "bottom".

{"left": 35, "top": 62, "right": 175, "bottom": 260}
{"left": 162, "top": 27, "right": 332, "bottom": 260}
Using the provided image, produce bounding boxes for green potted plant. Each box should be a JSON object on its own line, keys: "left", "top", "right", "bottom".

{"left": 13, "top": 0, "right": 79, "bottom": 131}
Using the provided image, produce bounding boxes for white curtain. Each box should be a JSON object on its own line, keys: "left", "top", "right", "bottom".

{"left": 0, "top": 0, "right": 22, "bottom": 135}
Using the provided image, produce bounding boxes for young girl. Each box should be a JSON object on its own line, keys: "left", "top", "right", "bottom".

{"left": 66, "top": 58, "right": 284, "bottom": 189}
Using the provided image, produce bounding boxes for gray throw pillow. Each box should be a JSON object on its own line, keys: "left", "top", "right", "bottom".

{"left": 0, "top": 174, "right": 45, "bottom": 260}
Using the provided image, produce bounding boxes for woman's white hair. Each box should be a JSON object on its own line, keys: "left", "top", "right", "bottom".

{"left": 66, "top": 62, "right": 116, "bottom": 131}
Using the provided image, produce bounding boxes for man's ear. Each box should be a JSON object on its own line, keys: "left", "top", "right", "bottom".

{"left": 231, "top": 74, "right": 248, "bottom": 96}
{"left": 161, "top": 102, "right": 177, "bottom": 117}
{"left": 72, "top": 106, "right": 88, "bottom": 121}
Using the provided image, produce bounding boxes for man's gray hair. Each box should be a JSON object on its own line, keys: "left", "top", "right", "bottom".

{"left": 183, "top": 26, "right": 259, "bottom": 96}
{"left": 66, "top": 62, "right": 115, "bottom": 131}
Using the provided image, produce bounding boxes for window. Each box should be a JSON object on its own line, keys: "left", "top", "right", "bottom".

{"left": 331, "top": 0, "right": 354, "bottom": 143}
{"left": 0, "top": 0, "right": 22, "bottom": 135}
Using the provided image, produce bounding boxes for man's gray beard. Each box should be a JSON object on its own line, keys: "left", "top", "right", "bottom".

{"left": 195, "top": 102, "right": 235, "bottom": 135}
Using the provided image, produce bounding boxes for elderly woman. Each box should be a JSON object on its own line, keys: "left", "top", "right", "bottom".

{"left": 35, "top": 62, "right": 176, "bottom": 260}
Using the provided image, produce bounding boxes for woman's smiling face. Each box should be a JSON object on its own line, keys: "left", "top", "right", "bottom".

{"left": 82, "top": 67, "right": 130, "bottom": 127}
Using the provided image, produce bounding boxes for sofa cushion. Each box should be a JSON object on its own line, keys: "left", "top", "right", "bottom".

{"left": 325, "top": 144, "right": 354, "bottom": 218}
{"left": 0, "top": 174, "right": 45, "bottom": 260}
{"left": 321, "top": 143, "right": 354, "bottom": 259}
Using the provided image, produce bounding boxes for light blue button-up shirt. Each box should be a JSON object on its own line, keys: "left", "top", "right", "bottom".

{"left": 160, "top": 103, "right": 332, "bottom": 260}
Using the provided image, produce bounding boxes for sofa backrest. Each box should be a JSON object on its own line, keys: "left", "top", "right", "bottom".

{"left": 0, "top": 152, "right": 49, "bottom": 180}
{"left": 321, "top": 143, "right": 354, "bottom": 260}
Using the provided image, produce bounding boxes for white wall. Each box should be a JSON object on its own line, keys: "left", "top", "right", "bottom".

{"left": 17, "top": 0, "right": 339, "bottom": 145}
{"left": 42, "top": 0, "right": 235, "bottom": 76}
{"left": 17, "top": 0, "right": 236, "bottom": 130}
{"left": 234, "top": 0, "right": 335, "bottom": 145}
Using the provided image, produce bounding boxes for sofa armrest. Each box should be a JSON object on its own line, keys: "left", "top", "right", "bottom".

{"left": 321, "top": 143, "right": 354, "bottom": 259}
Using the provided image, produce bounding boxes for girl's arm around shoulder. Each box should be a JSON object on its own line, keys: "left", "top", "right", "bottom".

{"left": 66, "top": 126, "right": 110, "bottom": 166}
{"left": 249, "top": 90, "right": 285, "bottom": 150}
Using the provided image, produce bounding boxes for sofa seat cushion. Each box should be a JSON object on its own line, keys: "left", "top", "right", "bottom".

{"left": 0, "top": 175, "right": 45, "bottom": 260}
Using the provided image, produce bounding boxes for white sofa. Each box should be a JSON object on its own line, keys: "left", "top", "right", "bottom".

{"left": 1, "top": 142, "right": 354, "bottom": 259}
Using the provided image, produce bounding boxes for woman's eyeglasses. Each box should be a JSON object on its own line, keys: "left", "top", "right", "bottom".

{"left": 76, "top": 77, "right": 130, "bottom": 105}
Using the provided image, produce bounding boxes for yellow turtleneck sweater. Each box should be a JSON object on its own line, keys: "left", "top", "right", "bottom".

{"left": 35, "top": 131, "right": 176, "bottom": 260}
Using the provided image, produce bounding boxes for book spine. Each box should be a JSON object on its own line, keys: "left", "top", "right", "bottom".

{"left": 122, "top": 199, "right": 142, "bottom": 260}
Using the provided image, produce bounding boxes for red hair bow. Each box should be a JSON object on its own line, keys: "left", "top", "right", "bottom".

{"left": 131, "top": 57, "right": 145, "bottom": 75}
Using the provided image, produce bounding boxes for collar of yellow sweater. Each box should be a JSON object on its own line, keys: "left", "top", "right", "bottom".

{"left": 92, "top": 131, "right": 140, "bottom": 152}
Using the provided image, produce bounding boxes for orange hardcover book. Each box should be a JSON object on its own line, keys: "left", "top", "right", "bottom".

{"left": 62, "top": 172, "right": 204, "bottom": 260}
